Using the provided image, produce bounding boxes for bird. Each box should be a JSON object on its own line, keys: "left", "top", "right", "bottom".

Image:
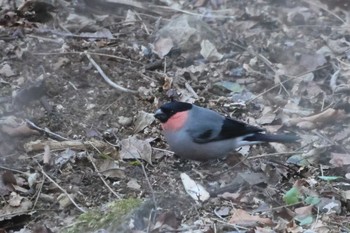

{"left": 154, "top": 101, "right": 298, "bottom": 161}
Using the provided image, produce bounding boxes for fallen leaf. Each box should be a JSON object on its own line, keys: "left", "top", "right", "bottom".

{"left": 8, "top": 192, "right": 23, "bottom": 207}
{"left": 329, "top": 152, "right": 350, "bottom": 167}
{"left": 153, "top": 211, "right": 179, "bottom": 231}
{"left": 228, "top": 209, "right": 272, "bottom": 226}
{"left": 200, "top": 39, "right": 223, "bottom": 61}
{"left": 120, "top": 136, "right": 152, "bottom": 164}
{"left": 127, "top": 179, "right": 141, "bottom": 190}
{"left": 152, "top": 37, "right": 174, "bottom": 59}
{"left": 98, "top": 159, "right": 125, "bottom": 179}
{"left": 0, "top": 64, "right": 15, "bottom": 77}
{"left": 133, "top": 111, "right": 155, "bottom": 134}
{"left": 180, "top": 173, "right": 210, "bottom": 202}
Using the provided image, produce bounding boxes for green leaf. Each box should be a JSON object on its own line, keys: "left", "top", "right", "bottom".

{"left": 214, "top": 81, "right": 244, "bottom": 93}
{"left": 295, "top": 215, "right": 313, "bottom": 225}
{"left": 318, "top": 176, "right": 342, "bottom": 181}
{"left": 283, "top": 187, "right": 301, "bottom": 205}
{"left": 304, "top": 196, "right": 321, "bottom": 205}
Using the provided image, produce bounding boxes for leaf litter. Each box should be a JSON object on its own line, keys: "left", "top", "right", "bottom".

{"left": 0, "top": 0, "right": 350, "bottom": 232}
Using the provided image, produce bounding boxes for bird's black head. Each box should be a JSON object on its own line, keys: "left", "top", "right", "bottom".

{"left": 154, "top": 101, "right": 192, "bottom": 123}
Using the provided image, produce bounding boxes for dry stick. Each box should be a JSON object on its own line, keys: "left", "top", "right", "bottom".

{"left": 84, "top": 51, "right": 138, "bottom": 94}
{"left": 32, "top": 173, "right": 46, "bottom": 209}
{"left": 151, "top": 5, "right": 235, "bottom": 19}
{"left": 32, "top": 52, "right": 143, "bottom": 65}
{"left": 0, "top": 210, "right": 36, "bottom": 219}
{"left": 0, "top": 165, "right": 28, "bottom": 175}
{"left": 247, "top": 65, "right": 329, "bottom": 104}
{"left": 26, "top": 119, "right": 69, "bottom": 141}
{"left": 140, "top": 161, "right": 157, "bottom": 209}
{"left": 133, "top": 11, "right": 150, "bottom": 35}
{"left": 106, "top": 0, "right": 146, "bottom": 11}
{"left": 247, "top": 151, "right": 299, "bottom": 160}
{"left": 86, "top": 152, "right": 122, "bottom": 200}
{"left": 230, "top": 41, "right": 331, "bottom": 102}
{"left": 123, "top": 148, "right": 158, "bottom": 210}
{"left": 213, "top": 219, "right": 248, "bottom": 231}
{"left": 302, "top": 0, "right": 346, "bottom": 24}
{"left": 34, "top": 161, "right": 86, "bottom": 213}
{"left": 230, "top": 41, "right": 292, "bottom": 96}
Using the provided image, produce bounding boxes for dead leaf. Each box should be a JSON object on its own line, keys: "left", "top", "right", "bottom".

{"left": 256, "top": 107, "right": 276, "bottom": 125}
{"left": 200, "top": 39, "right": 223, "bottom": 61}
{"left": 119, "top": 136, "right": 152, "bottom": 164}
{"left": 32, "top": 225, "right": 53, "bottom": 233}
{"left": 133, "top": 111, "right": 155, "bottom": 134}
{"left": 287, "top": 108, "right": 345, "bottom": 128}
{"left": 98, "top": 159, "right": 125, "bottom": 179}
{"left": 329, "top": 152, "right": 350, "bottom": 167}
{"left": 153, "top": 211, "right": 179, "bottom": 231}
{"left": 295, "top": 205, "right": 312, "bottom": 218}
{"left": 0, "top": 64, "right": 15, "bottom": 77}
{"left": 299, "top": 54, "right": 327, "bottom": 71}
{"left": 8, "top": 192, "right": 23, "bottom": 207}
{"left": 180, "top": 173, "right": 210, "bottom": 202}
{"left": 152, "top": 37, "right": 174, "bottom": 59}
{"left": 228, "top": 209, "right": 273, "bottom": 226}
{"left": 127, "top": 179, "right": 141, "bottom": 190}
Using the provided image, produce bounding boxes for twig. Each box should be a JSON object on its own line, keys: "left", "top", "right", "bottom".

{"left": 152, "top": 147, "right": 174, "bottom": 154}
{"left": 152, "top": 5, "right": 235, "bottom": 19}
{"left": 185, "top": 82, "right": 199, "bottom": 99}
{"left": 84, "top": 51, "right": 138, "bottom": 94}
{"left": 302, "top": 0, "right": 346, "bottom": 24}
{"left": 0, "top": 210, "right": 36, "bottom": 219}
{"left": 213, "top": 208, "right": 228, "bottom": 222}
{"left": 32, "top": 51, "right": 143, "bottom": 65}
{"left": 32, "top": 173, "right": 46, "bottom": 209}
{"left": 140, "top": 162, "right": 158, "bottom": 210}
{"left": 247, "top": 151, "right": 299, "bottom": 160}
{"left": 213, "top": 218, "right": 248, "bottom": 231}
{"left": 34, "top": 161, "right": 86, "bottom": 213}
{"left": 86, "top": 152, "right": 122, "bottom": 199}
{"left": 0, "top": 165, "right": 28, "bottom": 175}
{"left": 247, "top": 64, "right": 329, "bottom": 103}
{"left": 123, "top": 147, "right": 158, "bottom": 209}
{"left": 26, "top": 119, "right": 69, "bottom": 141}
{"left": 230, "top": 41, "right": 276, "bottom": 74}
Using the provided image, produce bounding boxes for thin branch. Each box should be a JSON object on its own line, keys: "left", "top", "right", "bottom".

{"left": 84, "top": 51, "right": 138, "bottom": 94}
{"left": 35, "top": 161, "right": 86, "bottom": 213}
{"left": 86, "top": 152, "right": 122, "bottom": 200}
{"left": 26, "top": 119, "right": 69, "bottom": 141}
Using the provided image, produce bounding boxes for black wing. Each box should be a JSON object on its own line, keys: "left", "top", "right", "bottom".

{"left": 191, "top": 117, "right": 263, "bottom": 143}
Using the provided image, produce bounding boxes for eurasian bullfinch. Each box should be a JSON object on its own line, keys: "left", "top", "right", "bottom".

{"left": 154, "top": 101, "right": 298, "bottom": 160}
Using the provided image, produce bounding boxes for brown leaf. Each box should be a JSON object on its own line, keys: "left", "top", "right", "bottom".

{"left": 153, "top": 211, "right": 180, "bottom": 231}
{"left": 329, "top": 152, "right": 350, "bottom": 167}
{"left": 228, "top": 209, "right": 273, "bottom": 226}
{"left": 120, "top": 136, "right": 152, "bottom": 164}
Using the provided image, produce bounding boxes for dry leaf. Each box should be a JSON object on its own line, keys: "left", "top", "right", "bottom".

{"left": 133, "top": 111, "right": 155, "bottom": 134}
{"left": 127, "top": 179, "right": 141, "bottom": 190}
{"left": 180, "top": 173, "right": 210, "bottom": 202}
{"left": 119, "top": 136, "right": 152, "bottom": 164}
{"left": 152, "top": 37, "right": 174, "bottom": 59}
{"left": 200, "top": 39, "right": 223, "bottom": 61}
{"left": 228, "top": 209, "right": 272, "bottom": 226}
{"left": 98, "top": 159, "right": 125, "bottom": 179}
{"left": 329, "top": 152, "right": 350, "bottom": 167}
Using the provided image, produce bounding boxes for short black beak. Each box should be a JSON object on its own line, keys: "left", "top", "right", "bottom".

{"left": 154, "top": 109, "right": 168, "bottom": 123}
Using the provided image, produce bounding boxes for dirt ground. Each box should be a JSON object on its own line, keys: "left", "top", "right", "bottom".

{"left": 1, "top": 0, "right": 350, "bottom": 232}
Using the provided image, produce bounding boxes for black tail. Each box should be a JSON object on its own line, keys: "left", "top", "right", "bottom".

{"left": 245, "top": 133, "right": 299, "bottom": 143}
